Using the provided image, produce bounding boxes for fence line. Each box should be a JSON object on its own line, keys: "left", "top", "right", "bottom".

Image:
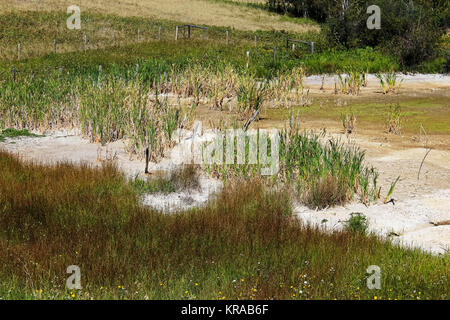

{"left": 8, "top": 27, "right": 315, "bottom": 62}
{"left": 4, "top": 25, "right": 316, "bottom": 74}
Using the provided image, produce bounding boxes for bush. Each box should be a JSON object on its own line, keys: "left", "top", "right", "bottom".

{"left": 344, "top": 213, "right": 369, "bottom": 235}
{"left": 325, "top": 0, "right": 446, "bottom": 68}
{"left": 268, "top": 0, "right": 448, "bottom": 68}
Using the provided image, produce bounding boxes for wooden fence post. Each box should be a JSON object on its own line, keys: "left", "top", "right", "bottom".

{"left": 246, "top": 51, "right": 250, "bottom": 68}
{"left": 175, "top": 26, "right": 179, "bottom": 41}
{"left": 53, "top": 39, "right": 57, "bottom": 53}
{"left": 17, "top": 43, "right": 20, "bottom": 60}
{"left": 158, "top": 26, "right": 161, "bottom": 40}
{"left": 273, "top": 47, "right": 277, "bottom": 62}
{"left": 138, "top": 28, "right": 140, "bottom": 42}
{"left": 145, "top": 147, "right": 150, "bottom": 174}
{"left": 83, "top": 34, "right": 87, "bottom": 52}
{"left": 12, "top": 67, "right": 16, "bottom": 83}
{"left": 226, "top": 30, "right": 229, "bottom": 45}
{"left": 311, "top": 42, "right": 315, "bottom": 54}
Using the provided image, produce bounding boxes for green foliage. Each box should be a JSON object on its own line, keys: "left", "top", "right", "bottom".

{"left": 205, "top": 116, "right": 381, "bottom": 209}
{"left": 344, "top": 213, "right": 369, "bottom": 235}
{"left": 0, "top": 128, "right": 41, "bottom": 142}
{"left": 267, "top": 0, "right": 448, "bottom": 68}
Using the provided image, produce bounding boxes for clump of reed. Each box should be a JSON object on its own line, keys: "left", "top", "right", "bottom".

{"left": 337, "top": 70, "right": 364, "bottom": 95}
{"left": 236, "top": 75, "right": 267, "bottom": 121}
{"left": 279, "top": 114, "right": 379, "bottom": 208}
{"left": 376, "top": 71, "right": 403, "bottom": 94}
{"left": 342, "top": 112, "right": 357, "bottom": 135}
{"left": 384, "top": 103, "right": 404, "bottom": 135}
{"left": 267, "top": 66, "right": 311, "bottom": 108}
{"left": 202, "top": 112, "right": 381, "bottom": 209}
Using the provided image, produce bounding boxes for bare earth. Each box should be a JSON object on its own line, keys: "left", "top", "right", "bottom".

{"left": 1, "top": 74, "right": 449, "bottom": 255}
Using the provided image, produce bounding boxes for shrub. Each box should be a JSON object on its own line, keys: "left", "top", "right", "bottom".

{"left": 344, "top": 212, "right": 369, "bottom": 235}
{"left": 268, "top": 0, "right": 448, "bottom": 68}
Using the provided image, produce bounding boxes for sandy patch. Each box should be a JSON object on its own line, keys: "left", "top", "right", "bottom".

{"left": 294, "top": 189, "right": 450, "bottom": 255}
{"left": 2, "top": 127, "right": 450, "bottom": 254}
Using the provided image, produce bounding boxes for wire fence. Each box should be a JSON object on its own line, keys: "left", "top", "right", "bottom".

{"left": 1, "top": 24, "right": 315, "bottom": 83}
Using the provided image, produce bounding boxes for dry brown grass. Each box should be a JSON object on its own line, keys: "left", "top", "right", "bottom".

{"left": 302, "top": 174, "right": 353, "bottom": 210}
{"left": 0, "top": 0, "right": 319, "bottom": 33}
{"left": 0, "top": 150, "right": 448, "bottom": 300}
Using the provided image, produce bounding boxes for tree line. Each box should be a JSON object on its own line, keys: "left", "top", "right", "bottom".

{"left": 267, "top": 0, "right": 449, "bottom": 69}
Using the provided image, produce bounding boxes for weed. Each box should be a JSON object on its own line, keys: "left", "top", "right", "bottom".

{"left": 0, "top": 128, "right": 41, "bottom": 142}
{"left": 342, "top": 112, "right": 357, "bottom": 135}
{"left": 337, "top": 70, "right": 363, "bottom": 95}
{"left": 385, "top": 103, "right": 404, "bottom": 134}
{"left": 376, "top": 72, "right": 403, "bottom": 94}
{"left": 344, "top": 213, "right": 368, "bottom": 235}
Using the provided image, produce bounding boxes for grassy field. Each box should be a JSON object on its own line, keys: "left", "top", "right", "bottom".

{"left": 0, "top": 0, "right": 319, "bottom": 33}
{"left": 0, "top": 151, "right": 448, "bottom": 300}
{"left": 0, "top": 10, "right": 394, "bottom": 74}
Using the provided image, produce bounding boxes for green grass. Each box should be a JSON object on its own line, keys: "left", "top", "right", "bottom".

{"left": 0, "top": 151, "right": 448, "bottom": 300}
{"left": 131, "top": 165, "right": 200, "bottom": 194}
{"left": 267, "top": 95, "right": 450, "bottom": 135}
{"left": 0, "top": 128, "right": 41, "bottom": 142}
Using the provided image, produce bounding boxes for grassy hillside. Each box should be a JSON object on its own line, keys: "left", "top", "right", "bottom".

{"left": 0, "top": 10, "right": 320, "bottom": 62}
{"left": 0, "top": 0, "right": 319, "bottom": 33}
